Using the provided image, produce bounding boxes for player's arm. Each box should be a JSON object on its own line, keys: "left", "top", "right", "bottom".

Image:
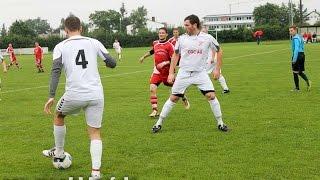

{"left": 97, "top": 41, "right": 116, "bottom": 68}
{"left": 292, "top": 38, "right": 300, "bottom": 64}
{"left": 44, "top": 47, "right": 63, "bottom": 114}
{"left": 139, "top": 49, "right": 153, "bottom": 63}
{"left": 210, "top": 37, "right": 222, "bottom": 79}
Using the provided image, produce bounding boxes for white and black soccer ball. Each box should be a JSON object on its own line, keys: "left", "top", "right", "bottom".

{"left": 52, "top": 152, "right": 72, "bottom": 169}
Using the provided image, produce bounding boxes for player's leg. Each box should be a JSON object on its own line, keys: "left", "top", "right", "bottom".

{"left": 197, "top": 71, "right": 228, "bottom": 131}
{"left": 12, "top": 56, "right": 20, "bottom": 69}
{"left": 149, "top": 84, "right": 160, "bottom": 117}
{"left": 162, "top": 71, "right": 190, "bottom": 110}
{"left": 43, "top": 97, "right": 82, "bottom": 158}
{"left": 149, "top": 74, "right": 162, "bottom": 117}
{"left": 35, "top": 60, "right": 41, "bottom": 73}
{"left": 218, "top": 74, "right": 230, "bottom": 93}
{"left": 1, "top": 59, "right": 7, "bottom": 73}
{"left": 297, "top": 53, "right": 311, "bottom": 91}
{"left": 84, "top": 99, "right": 104, "bottom": 178}
{"left": 118, "top": 51, "right": 122, "bottom": 60}
{"left": 291, "top": 59, "right": 300, "bottom": 91}
{"left": 152, "top": 70, "right": 190, "bottom": 133}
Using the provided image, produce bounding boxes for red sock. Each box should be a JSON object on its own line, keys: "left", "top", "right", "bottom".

{"left": 150, "top": 95, "right": 158, "bottom": 110}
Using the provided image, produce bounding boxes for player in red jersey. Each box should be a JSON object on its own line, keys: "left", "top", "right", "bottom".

{"left": 6, "top": 43, "right": 20, "bottom": 70}
{"left": 168, "top": 27, "right": 180, "bottom": 46}
{"left": 34, "top": 42, "right": 44, "bottom": 73}
{"left": 139, "top": 27, "right": 190, "bottom": 117}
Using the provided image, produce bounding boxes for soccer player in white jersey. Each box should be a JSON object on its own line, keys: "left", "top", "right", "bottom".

{"left": 42, "top": 16, "right": 116, "bottom": 179}
{"left": 0, "top": 54, "right": 7, "bottom": 73}
{"left": 202, "top": 27, "right": 230, "bottom": 94}
{"left": 113, "top": 39, "right": 122, "bottom": 61}
{"left": 152, "top": 14, "right": 229, "bottom": 133}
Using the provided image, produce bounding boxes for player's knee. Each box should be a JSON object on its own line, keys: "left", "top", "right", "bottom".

{"left": 205, "top": 92, "right": 216, "bottom": 100}
{"left": 150, "top": 84, "right": 157, "bottom": 93}
{"left": 54, "top": 113, "right": 65, "bottom": 126}
{"left": 88, "top": 127, "right": 101, "bottom": 140}
{"left": 170, "top": 94, "right": 180, "bottom": 103}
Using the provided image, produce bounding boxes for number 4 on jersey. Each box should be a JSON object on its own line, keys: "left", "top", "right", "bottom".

{"left": 75, "top": 49, "right": 88, "bottom": 69}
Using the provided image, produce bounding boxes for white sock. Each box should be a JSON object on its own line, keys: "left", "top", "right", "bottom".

{"left": 208, "top": 98, "right": 224, "bottom": 126}
{"left": 90, "top": 139, "right": 102, "bottom": 170}
{"left": 54, "top": 125, "right": 66, "bottom": 157}
{"left": 155, "top": 99, "right": 176, "bottom": 126}
{"left": 218, "top": 75, "right": 229, "bottom": 90}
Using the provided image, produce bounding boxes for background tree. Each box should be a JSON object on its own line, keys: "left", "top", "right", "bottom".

{"left": 129, "top": 6, "right": 148, "bottom": 34}
{"left": 1, "top": 24, "right": 7, "bottom": 37}
{"left": 89, "top": 10, "right": 122, "bottom": 33}
{"left": 9, "top": 20, "right": 36, "bottom": 37}
{"left": 25, "top": 17, "right": 52, "bottom": 34}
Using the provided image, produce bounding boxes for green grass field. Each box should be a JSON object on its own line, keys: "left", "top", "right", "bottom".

{"left": 0, "top": 41, "right": 319, "bottom": 179}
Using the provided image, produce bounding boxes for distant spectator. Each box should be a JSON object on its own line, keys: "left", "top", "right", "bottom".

{"left": 303, "top": 32, "right": 308, "bottom": 43}
{"left": 312, "top": 32, "right": 317, "bottom": 43}
{"left": 307, "top": 32, "right": 312, "bottom": 43}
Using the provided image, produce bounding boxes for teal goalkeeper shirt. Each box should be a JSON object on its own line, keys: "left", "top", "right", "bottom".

{"left": 291, "top": 34, "right": 304, "bottom": 63}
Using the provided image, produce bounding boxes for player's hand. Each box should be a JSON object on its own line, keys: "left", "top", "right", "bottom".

{"left": 168, "top": 73, "right": 175, "bottom": 84}
{"left": 213, "top": 69, "right": 221, "bottom": 80}
{"left": 44, "top": 98, "right": 55, "bottom": 115}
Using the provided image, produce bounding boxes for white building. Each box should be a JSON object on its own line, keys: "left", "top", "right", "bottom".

{"left": 127, "top": 17, "right": 166, "bottom": 35}
{"left": 203, "top": 13, "right": 254, "bottom": 31}
{"left": 306, "top": 10, "right": 320, "bottom": 25}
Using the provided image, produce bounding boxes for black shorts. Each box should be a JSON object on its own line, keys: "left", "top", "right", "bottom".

{"left": 292, "top": 52, "right": 305, "bottom": 72}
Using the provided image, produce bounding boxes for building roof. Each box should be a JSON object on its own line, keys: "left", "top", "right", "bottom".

{"left": 204, "top": 13, "right": 253, "bottom": 18}
{"left": 306, "top": 9, "right": 320, "bottom": 17}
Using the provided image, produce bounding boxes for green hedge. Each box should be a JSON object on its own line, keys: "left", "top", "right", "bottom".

{"left": 0, "top": 26, "right": 290, "bottom": 50}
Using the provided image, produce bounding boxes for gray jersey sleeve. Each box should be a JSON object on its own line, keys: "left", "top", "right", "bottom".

{"left": 96, "top": 40, "right": 117, "bottom": 68}
{"left": 49, "top": 56, "right": 63, "bottom": 98}
{"left": 102, "top": 52, "right": 116, "bottom": 68}
{"left": 209, "top": 35, "right": 220, "bottom": 52}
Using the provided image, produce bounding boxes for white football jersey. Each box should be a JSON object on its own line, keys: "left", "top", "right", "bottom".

{"left": 113, "top": 42, "right": 121, "bottom": 50}
{"left": 53, "top": 35, "right": 108, "bottom": 101}
{"left": 175, "top": 32, "right": 220, "bottom": 72}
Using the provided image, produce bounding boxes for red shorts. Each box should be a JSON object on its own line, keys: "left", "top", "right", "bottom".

{"left": 10, "top": 55, "right": 17, "bottom": 62}
{"left": 150, "top": 73, "right": 172, "bottom": 87}
{"left": 35, "top": 59, "right": 42, "bottom": 65}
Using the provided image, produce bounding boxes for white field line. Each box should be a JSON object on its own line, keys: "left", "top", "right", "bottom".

{"left": 0, "top": 48, "right": 302, "bottom": 94}
{"left": 1, "top": 69, "right": 150, "bottom": 94}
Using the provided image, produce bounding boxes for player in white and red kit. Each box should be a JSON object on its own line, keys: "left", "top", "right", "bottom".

{"left": 113, "top": 39, "right": 122, "bottom": 61}
{"left": 6, "top": 43, "right": 20, "bottom": 69}
{"left": 34, "top": 42, "right": 44, "bottom": 73}
{"left": 139, "top": 27, "right": 189, "bottom": 117}
{"left": 152, "top": 15, "right": 229, "bottom": 133}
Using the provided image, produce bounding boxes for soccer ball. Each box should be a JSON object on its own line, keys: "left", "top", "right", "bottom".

{"left": 52, "top": 152, "right": 72, "bottom": 169}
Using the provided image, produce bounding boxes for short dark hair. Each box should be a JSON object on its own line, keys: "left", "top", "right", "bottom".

{"left": 184, "top": 14, "right": 201, "bottom": 29}
{"left": 159, "top": 27, "right": 168, "bottom": 33}
{"left": 289, "top": 25, "right": 297, "bottom": 30}
{"left": 65, "top": 16, "right": 81, "bottom": 32}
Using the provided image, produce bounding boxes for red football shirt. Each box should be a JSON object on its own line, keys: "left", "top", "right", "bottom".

{"left": 6, "top": 47, "right": 15, "bottom": 56}
{"left": 151, "top": 40, "right": 174, "bottom": 66}
{"left": 34, "top": 46, "right": 43, "bottom": 59}
{"left": 168, "top": 37, "right": 178, "bottom": 46}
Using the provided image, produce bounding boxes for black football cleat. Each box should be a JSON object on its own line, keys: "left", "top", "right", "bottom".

{"left": 152, "top": 125, "right": 162, "bottom": 133}
{"left": 218, "top": 124, "right": 229, "bottom": 132}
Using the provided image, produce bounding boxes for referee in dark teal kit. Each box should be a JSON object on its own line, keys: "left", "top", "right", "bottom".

{"left": 289, "top": 25, "right": 311, "bottom": 91}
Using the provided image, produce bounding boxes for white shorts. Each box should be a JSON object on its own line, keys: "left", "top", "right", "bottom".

{"left": 56, "top": 97, "right": 104, "bottom": 128}
{"left": 115, "top": 49, "right": 121, "bottom": 54}
{"left": 0, "top": 54, "right": 3, "bottom": 63}
{"left": 171, "top": 70, "right": 215, "bottom": 95}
